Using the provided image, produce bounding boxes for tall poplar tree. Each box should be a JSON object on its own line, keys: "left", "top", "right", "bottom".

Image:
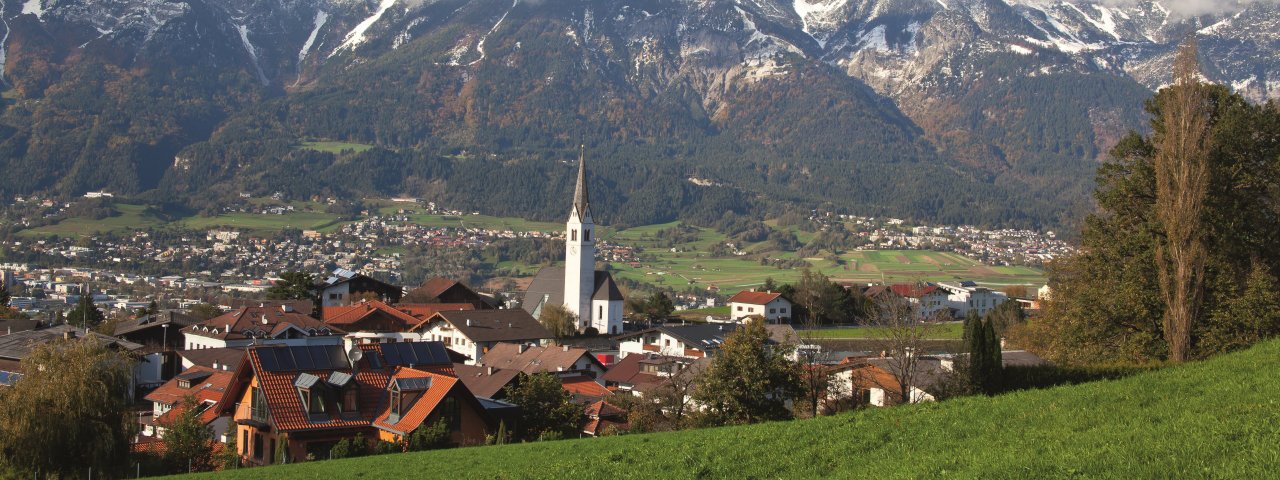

{"left": 1153, "top": 36, "right": 1212, "bottom": 362}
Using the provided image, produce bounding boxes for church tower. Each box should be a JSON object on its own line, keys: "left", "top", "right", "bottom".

{"left": 563, "top": 147, "right": 596, "bottom": 329}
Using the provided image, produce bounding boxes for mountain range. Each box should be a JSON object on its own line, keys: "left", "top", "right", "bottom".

{"left": 1, "top": 0, "right": 1276, "bottom": 229}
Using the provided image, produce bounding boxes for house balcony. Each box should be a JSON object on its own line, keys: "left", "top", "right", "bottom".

{"left": 642, "top": 344, "right": 660, "bottom": 352}
{"left": 234, "top": 402, "right": 271, "bottom": 430}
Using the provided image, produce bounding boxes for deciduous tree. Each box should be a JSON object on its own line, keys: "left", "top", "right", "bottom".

{"left": 503, "top": 372, "right": 583, "bottom": 441}
{"left": 0, "top": 337, "right": 136, "bottom": 477}
{"left": 694, "top": 318, "right": 801, "bottom": 424}
{"left": 159, "top": 396, "right": 215, "bottom": 473}
{"left": 538, "top": 304, "right": 578, "bottom": 339}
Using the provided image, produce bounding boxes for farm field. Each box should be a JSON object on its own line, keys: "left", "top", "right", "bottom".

{"left": 799, "top": 322, "right": 965, "bottom": 340}
{"left": 176, "top": 212, "right": 346, "bottom": 234}
{"left": 176, "top": 338, "right": 1280, "bottom": 479}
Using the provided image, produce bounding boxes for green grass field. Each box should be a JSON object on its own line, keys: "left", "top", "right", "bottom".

{"left": 177, "top": 339, "right": 1280, "bottom": 479}
{"left": 19, "top": 204, "right": 167, "bottom": 236}
{"left": 296, "top": 141, "right": 375, "bottom": 154}
{"left": 799, "top": 322, "right": 965, "bottom": 339}
{"left": 176, "top": 212, "right": 345, "bottom": 234}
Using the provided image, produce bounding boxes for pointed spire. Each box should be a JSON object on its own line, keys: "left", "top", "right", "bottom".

{"left": 572, "top": 145, "right": 590, "bottom": 219}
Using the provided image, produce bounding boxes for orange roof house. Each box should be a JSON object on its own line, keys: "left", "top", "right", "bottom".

{"left": 371, "top": 367, "right": 489, "bottom": 445}
{"left": 227, "top": 342, "right": 488, "bottom": 466}
{"left": 183, "top": 304, "right": 344, "bottom": 350}
{"left": 581, "top": 400, "right": 629, "bottom": 437}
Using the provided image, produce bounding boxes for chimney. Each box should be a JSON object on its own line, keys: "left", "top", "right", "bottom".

{"left": 486, "top": 366, "right": 494, "bottom": 375}
{"left": 518, "top": 344, "right": 527, "bottom": 354}
{"left": 261, "top": 316, "right": 269, "bottom": 325}
{"left": 562, "top": 345, "right": 570, "bottom": 352}
{"left": 226, "top": 323, "right": 231, "bottom": 332}
{"left": 465, "top": 319, "right": 472, "bottom": 327}
{"left": 212, "top": 361, "right": 220, "bottom": 370}
{"left": 1000, "top": 337, "right": 1007, "bottom": 349}
{"left": 281, "top": 304, "right": 293, "bottom": 313}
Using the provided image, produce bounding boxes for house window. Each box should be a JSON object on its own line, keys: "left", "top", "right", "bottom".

{"left": 253, "top": 433, "right": 263, "bottom": 460}
{"left": 242, "top": 430, "right": 248, "bottom": 454}
{"left": 737, "top": 306, "right": 743, "bottom": 311}
{"left": 780, "top": 307, "right": 787, "bottom": 313}
{"left": 342, "top": 389, "right": 358, "bottom": 412}
{"left": 664, "top": 339, "right": 670, "bottom": 347}
{"left": 769, "top": 308, "right": 777, "bottom": 314}
{"left": 304, "top": 389, "right": 324, "bottom": 414}
{"left": 268, "top": 439, "right": 275, "bottom": 464}
{"left": 390, "top": 391, "right": 401, "bottom": 418}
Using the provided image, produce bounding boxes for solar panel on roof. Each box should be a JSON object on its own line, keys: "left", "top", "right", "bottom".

{"left": 275, "top": 349, "right": 297, "bottom": 371}
{"left": 328, "top": 346, "right": 349, "bottom": 368}
{"left": 383, "top": 344, "right": 404, "bottom": 366}
{"left": 257, "top": 348, "right": 279, "bottom": 372}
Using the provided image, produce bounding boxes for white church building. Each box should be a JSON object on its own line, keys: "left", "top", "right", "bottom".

{"left": 522, "top": 150, "right": 625, "bottom": 335}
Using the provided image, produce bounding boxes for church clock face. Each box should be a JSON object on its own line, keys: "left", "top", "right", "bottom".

{"left": 569, "top": 245, "right": 578, "bottom": 255}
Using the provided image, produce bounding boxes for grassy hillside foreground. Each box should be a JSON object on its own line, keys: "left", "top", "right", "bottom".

{"left": 181, "top": 341, "right": 1280, "bottom": 479}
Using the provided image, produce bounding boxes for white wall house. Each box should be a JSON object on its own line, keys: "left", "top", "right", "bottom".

{"left": 726, "top": 291, "right": 792, "bottom": 322}
{"left": 937, "top": 282, "right": 1010, "bottom": 317}
{"left": 414, "top": 310, "right": 552, "bottom": 365}
{"left": 181, "top": 304, "right": 345, "bottom": 350}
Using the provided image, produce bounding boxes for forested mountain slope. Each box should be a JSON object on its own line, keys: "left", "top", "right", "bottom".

{"left": 1, "top": 0, "right": 1276, "bottom": 228}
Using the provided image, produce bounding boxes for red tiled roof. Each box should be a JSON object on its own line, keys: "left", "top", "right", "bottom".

{"left": 322, "top": 300, "right": 422, "bottom": 331}
{"left": 394, "top": 303, "right": 475, "bottom": 320}
{"left": 186, "top": 305, "right": 343, "bottom": 341}
{"left": 371, "top": 367, "right": 459, "bottom": 435}
{"left": 582, "top": 400, "right": 629, "bottom": 436}
{"left": 145, "top": 366, "right": 234, "bottom": 406}
{"left": 727, "top": 291, "right": 784, "bottom": 305}
{"left": 246, "top": 347, "right": 390, "bottom": 433}
{"left": 479, "top": 343, "right": 603, "bottom": 375}
{"left": 561, "top": 375, "right": 611, "bottom": 399}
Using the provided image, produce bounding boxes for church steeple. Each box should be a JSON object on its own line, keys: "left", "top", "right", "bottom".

{"left": 571, "top": 145, "right": 590, "bottom": 220}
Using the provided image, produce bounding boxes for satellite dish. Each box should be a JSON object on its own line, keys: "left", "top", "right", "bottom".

{"left": 347, "top": 344, "right": 364, "bottom": 365}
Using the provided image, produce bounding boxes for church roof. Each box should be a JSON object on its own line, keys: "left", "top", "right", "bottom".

{"left": 522, "top": 267, "right": 622, "bottom": 315}
{"left": 571, "top": 147, "right": 590, "bottom": 219}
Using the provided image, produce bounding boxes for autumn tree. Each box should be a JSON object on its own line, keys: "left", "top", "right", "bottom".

{"left": 694, "top": 318, "right": 801, "bottom": 424}
{"left": 866, "top": 288, "right": 937, "bottom": 405}
{"left": 1153, "top": 36, "right": 1212, "bottom": 362}
{"left": 538, "top": 304, "right": 578, "bottom": 339}
{"left": 0, "top": 337, "right": 136, "bottom": 477}
{"left": 651, "top": 359, "right": 704, "bottom": 428}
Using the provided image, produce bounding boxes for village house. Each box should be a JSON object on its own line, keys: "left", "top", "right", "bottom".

{"left": 406, "top": 277, "right": 496, "bottom": 309}
{"left": 113, "top": 310, "right": 200, "bottom": 382}
{"left": 321, "top": 299, "right": 472, "bottom": 345}
{"left": 937, "top": 281, "right": 1010, "bottom": 317}
{"left": 615, "top": 324, "right": 757, "bottom": 359}
{"left": 601, "top": 353, "right": 707, "bottom": 397}
{"left": 183, "top": 304, "right": 345, "bottom": 350}
{"left": 478, "top": 343, "right": 607, "bottom": 379}
{"left": 315, "top": 268, "right": 403, "bottom": 308}
{"left": 140, "top": 364, "right": 235, "bottom": 441}
{"left": 581, "top": 400, "right": 629, "bottom": 437}
{"left": 726, "top": 291, "right": 793, "bottom": 322}
{"left": 451, "top": 364, "right": 521, "bottom": 400}
{"left": 413, "top": 310, "right": 552, "bottom": 364}
{"left": 863, "top": 283, "right": 952, "bottom": 319}
{"left": 229, "top": 342, "right": 490, "bottom": 465}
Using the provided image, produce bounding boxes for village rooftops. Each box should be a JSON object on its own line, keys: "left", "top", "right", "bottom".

{"left": 184, "top": 304, "right": 344, "bottom": 341}
{"left": 478, "top": 343, "right": 605, "bottom": 375}
{"left": 0, "top": 324, "right": 143, "bottom": 363}
{"left": 322, "top": 300, "right": 422, "bottom": 331}
{"left": 451, "top": 364, "right": 521, "bottom": 399}
{"left": 417, "top": 310, "right": 551, "bottom": 343}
